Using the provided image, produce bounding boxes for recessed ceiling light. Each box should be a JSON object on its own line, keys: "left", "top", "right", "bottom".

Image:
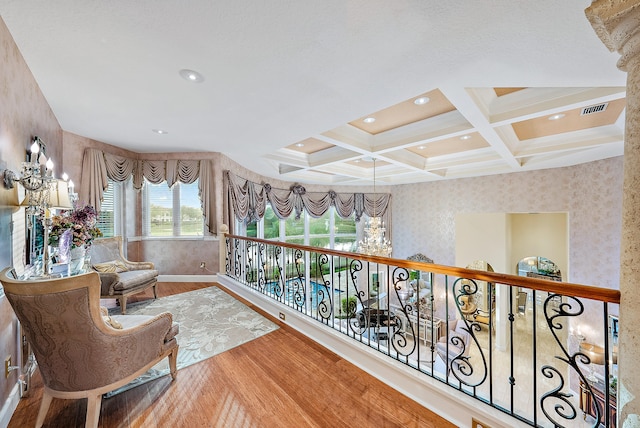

{"left": 152, "top": 129, "right": 168, "bottom": 134}
{"left": 548, "top": 113, "right": 565, "bottom": 121}
{"left": 363, "top": 117, "right": 376, "bottom": 124}
{"left": 295, "top": 143, "right": 305, "bottom": 147}
{"left": 414, "top": 97, "right": 430, "bottom": 105}
{"left": 460, "top": 135, "right": 471, "bottom": 140}
{"left": 179, "top": 69, "right": 205, "bottom": 83}
{"left": 418, "top": 146, "right": 425, "bottom": 150}
{"left": 354, "top": 159, "right": 361, "bottom": 163}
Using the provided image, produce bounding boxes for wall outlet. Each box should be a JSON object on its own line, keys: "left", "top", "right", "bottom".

{"left": 4, "top": 356, "right": 11, "bottom": 378}
{"left": 472, "top": 418, "right": 491, "bottom": 428}
{"left": 279, "top": 312, "right": 285, "bottom": 321}
{"left": 199, "top": 261, "right": 206, "bottom": 269}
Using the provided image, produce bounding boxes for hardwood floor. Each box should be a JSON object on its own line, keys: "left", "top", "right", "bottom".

{"left": 8, "top": 283, "right": 455, "bottom": 428}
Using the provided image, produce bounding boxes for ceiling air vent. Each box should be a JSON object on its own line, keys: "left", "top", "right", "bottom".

{"left": 580, "top": 103, "right": 608, "bottom": 116}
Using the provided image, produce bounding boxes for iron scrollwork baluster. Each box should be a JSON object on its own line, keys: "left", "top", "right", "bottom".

{"left": 540, "top": 294, "right": 601, "bottom": 428}
{"left": 291, "top": 248, "right": 305, "bottom": 310}
{"left": 272, "top": 246, "right": 284, "bottom": 298}
{"left": 233, "top": 238, "right": 241, "bottom": 280}
{"left": 257, "top": 243, "right": 266, "bottom": 291}
{"left": 245, "top": 240, "right": 255, "bottom": 285}
{"left": 391, "top": 267, "right": 415, "bottom": 356}
{"left": 450, "top": 277, "right": 488, "bottom": 388}
{"left": 316, "top": 253, "right": 333, "bottom": 321}
{"left": 348, "top": 258, "right": 367, "bottom": 335}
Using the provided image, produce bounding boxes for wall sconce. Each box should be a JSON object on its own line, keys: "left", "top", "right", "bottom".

{"left": 2, "top": 137, "right": 53, "bottom": 193}
{"left": 1, "top": 136, "right": 72, "bottom": 277}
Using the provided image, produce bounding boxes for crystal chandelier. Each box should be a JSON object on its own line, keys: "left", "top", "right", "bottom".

{"left": 357, "top": 158, "right": 392, "bottom": 257}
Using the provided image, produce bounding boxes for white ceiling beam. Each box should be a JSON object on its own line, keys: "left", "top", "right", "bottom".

{"left": 440, "top": 86, "right": 521, "bottom": 170}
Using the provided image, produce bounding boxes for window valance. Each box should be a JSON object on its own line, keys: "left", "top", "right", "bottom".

{"left": 79, "top": 148, "right": 216, "bottom": 234}
{"left": 225, "top": 171, "right": 391, "bottom": 223}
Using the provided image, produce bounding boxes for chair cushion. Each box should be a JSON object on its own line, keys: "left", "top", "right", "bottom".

{"left": 112, "top": 315, "right": 179, "bottom": 342}
{"left": 99, "top": 306, "right": 123, "bottom": 329}
{"left": 112, "top": 314, "right": 156, "bottom": 329}
{"left": 94, "top": 260, "right": 129, "bottom": 273}
{"left": 113, "top": 269, "right": 159, "bottom": 290}
{"left": 103, "top": 315, "right": 123, "bottom": 329}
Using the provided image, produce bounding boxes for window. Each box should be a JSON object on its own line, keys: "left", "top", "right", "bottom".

{"left": 245, "top": 205, "right": 356, "bottom": 251}
{"left": 143, "top": 179, "right": 203, "bottom": 236}
{"left": 96, "top": 179, "right": 123, "bottom": 238}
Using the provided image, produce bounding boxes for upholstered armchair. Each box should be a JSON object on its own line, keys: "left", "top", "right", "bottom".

{"left": 90, "top": 236, "right": 158, "bottom": 314}
{"left": 0, "top": 267, "right": 178, "bottom": 428}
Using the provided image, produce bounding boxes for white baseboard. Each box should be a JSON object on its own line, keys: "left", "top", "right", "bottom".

{"left": 217, "top": 275, "right": 527, "bottom": 428}
{"left": 0, "top": 382, "right": 20, "bottom": 428}
{"left": 157, "top": 274, "right": 217, "bottom": 282}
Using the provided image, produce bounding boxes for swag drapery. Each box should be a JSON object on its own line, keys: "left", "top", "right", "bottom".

{"left": 79, "top": 148, "right": 217, "bottom": 234}
{"left": 225, "top": 171, "right": 392, "bottom": 236}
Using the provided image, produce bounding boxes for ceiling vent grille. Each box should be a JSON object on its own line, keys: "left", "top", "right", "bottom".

{"left": 580, "top": 103, "right": 608, "bottom": 116}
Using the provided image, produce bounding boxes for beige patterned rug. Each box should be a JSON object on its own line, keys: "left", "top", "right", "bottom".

{"left": 105, "top": 286, "right": 279, "bottom": 397}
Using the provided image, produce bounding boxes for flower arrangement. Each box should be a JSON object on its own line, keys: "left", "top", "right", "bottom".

{"left": 49, "top": 204, "right": 103, "bottom": 249}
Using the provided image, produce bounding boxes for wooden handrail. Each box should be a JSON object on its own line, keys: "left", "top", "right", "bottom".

{"left": 225, "top": 233, "right": 621, "bottom": 304}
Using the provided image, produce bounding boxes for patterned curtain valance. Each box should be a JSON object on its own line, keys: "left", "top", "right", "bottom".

{"left": 79, "top": 148, "right": 217, "bottom": 234}
{"left": 225, "top": 170, "right": 391, "bottom": 223}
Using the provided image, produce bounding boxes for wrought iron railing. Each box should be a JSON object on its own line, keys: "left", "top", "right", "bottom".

{"left": 222, "top": 233, "right": 620, "bottom": 428}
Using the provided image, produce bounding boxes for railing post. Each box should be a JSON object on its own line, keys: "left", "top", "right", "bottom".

{"left": 218, "top": 223, "right": 229, "bottom": 275}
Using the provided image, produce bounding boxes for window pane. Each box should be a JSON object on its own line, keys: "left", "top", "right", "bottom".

{"left": 284, "top": 214, "right": 304, "bottom": 244}
{"left": 246, "top": 220, "right": 257, "bottom": 238}
{"left": 334, "top": 211, "right": 356, "bottom": 252}
{"left": 97, "top": 180, "right": 116, "bottom": 237}
{"left": 263, "top": 205, "right": 280, "bottom": 240}
{"left": 148, "top": 182, "right": 173, "bottom": 236}
{"left": 308, "top": 210, "right": 330, "bottom": 249}
{"left": 179, "top": 181, "right": 203, "bottom": 236}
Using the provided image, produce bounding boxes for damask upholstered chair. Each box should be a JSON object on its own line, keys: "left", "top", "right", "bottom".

{"left": 435, "top": 319, "right": 472, "bottom": 371}
{"left": 90, "top": 236, "right": 158, "bottom": 314}
{"left": 0, "top": 268, "right": 179, "bottom": 428}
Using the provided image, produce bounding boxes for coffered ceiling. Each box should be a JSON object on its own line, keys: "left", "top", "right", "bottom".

{"left": 274, "top": 87, "right": 626, "bottom": 184}
{"left": 0, "top": 2, "right": 627, "bottom": 186}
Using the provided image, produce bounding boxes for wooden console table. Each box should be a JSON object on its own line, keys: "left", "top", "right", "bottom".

{"left": 580, "top": 379, "right": 616, "bottom": 427}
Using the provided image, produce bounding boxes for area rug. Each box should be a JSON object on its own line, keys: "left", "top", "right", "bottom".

{"left": 105, "top": 286, "right": 279, "bottom": 397}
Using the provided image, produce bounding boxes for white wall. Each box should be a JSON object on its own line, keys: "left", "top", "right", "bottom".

{"left": 509, "top": 213, "right": 568, "bottom": 278}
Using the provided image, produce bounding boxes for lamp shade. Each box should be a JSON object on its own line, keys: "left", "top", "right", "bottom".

{"left": 580, "top": 342, "right": 606, "bottom": 366}
{"left": 49, "top": 180, "right": 72, "bottom": 209}
{"left": 20, "top": 179, "right": 72, "bottom": 209}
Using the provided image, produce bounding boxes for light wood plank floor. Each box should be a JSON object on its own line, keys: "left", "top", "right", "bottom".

{"left": 8, "top": 282, "right": 455, "bottom": 428}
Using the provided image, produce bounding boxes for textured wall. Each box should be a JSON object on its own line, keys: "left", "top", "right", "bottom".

{"left": 392, "top": 157, "right": 623, "bottom": 290}
{"left": 392, "top": 158, "right": 623, "bottom": 343}
{"left": 0, "top": 16, "right": 62, "bottom": 415}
